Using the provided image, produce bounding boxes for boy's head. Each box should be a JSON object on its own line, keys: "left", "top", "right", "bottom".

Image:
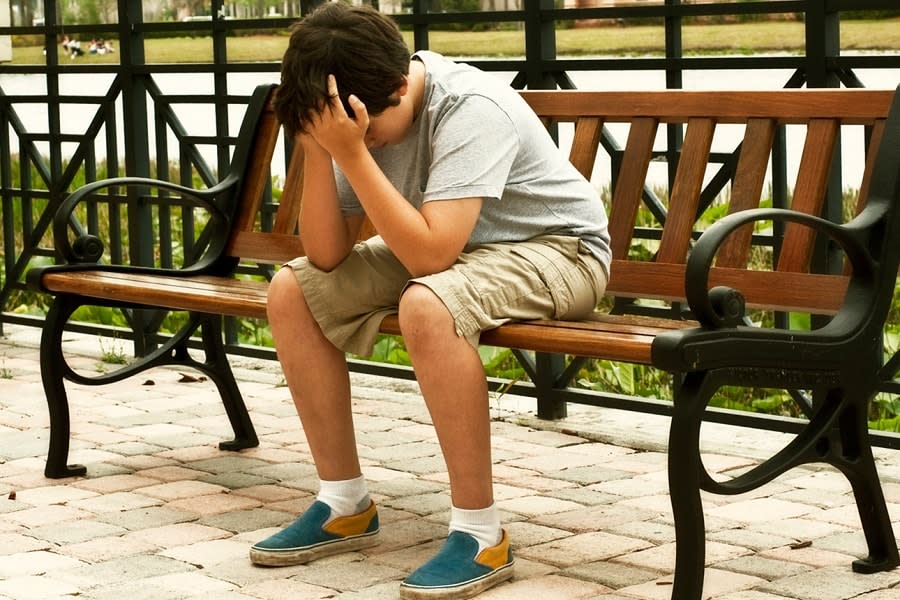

{"left": 275, "top": 2, "right": 411, "bottom": 138}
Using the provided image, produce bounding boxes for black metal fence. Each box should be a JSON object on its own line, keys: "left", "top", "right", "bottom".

{"left": 2, "top": 0, "right": 900, "bottom": 444}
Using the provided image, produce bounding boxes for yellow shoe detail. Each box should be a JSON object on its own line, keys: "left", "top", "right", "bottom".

{"left": 322, "top": 501, "right": 377, "bottom": 537}
{"left": 475, "top": 530, "right": 511, "bottom": 570}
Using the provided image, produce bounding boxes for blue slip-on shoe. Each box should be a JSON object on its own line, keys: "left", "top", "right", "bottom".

{"left": 249, "top": 499, "right": 379, "bottom": 567}
{"left": 399, "top": 529, "right": 514, "bottom": 599}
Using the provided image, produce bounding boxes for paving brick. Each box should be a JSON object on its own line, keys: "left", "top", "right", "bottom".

{"left": 518, "top": 531, "right": 653, "bottom": 567}
{"left": 705, "top": 527, "right": 795, "bottom": 552}
{"left": 10, "top": 484, "right": 97, "bottom": 505}
{"left": 617, "top": 567, "right": 765, "bottom": 600}
{"left": 69, "top": 490, "right": 163, "bottom": 513}
{"left": 159, "top": 538, "right": 249, "bottom": 567}
{"left": 505, "top": 520, "right": 573, "bottom": 547}
{"left": 715, "top": 592, "right": 807, "bottom": 600}
{"left": 533, "top": 502, "right": 652, "bottom": 533}
{"left": 96, "top": 505, "right": 195, "bottom": 531}
{"left": 758, "top": 543, "right": 861, "bottom": 568}
{"left": 0, "top": 550, "right": 86, "bottom": 577}
{"left": 72, "top": 473, "right": 160, "bottom": 493}
{"left": 614, "top": 540, "right": 750, "bottom": 572}
{"left": 290, "top": 552, "right": 406, "bottom": 592}
{"left": 563, "top": 560, "right": 661, "bottom": 588}
{"left": 480, "top": 573, "right": 609, "bottom": 598}
{"left": 58, "top": 534, "right": 160, "bottom": 563}
{"left": 200, "top": 507, "right": 297, "bottom": 535}
{"left": 137, "top": 480, "right": 229, "bottom": 500}
{"left": 165, "top": 492, "right": 262, "bottom": 516}
{"left": 497, "top": 494, "right": 585, "bottom": 517}
{"left": 0, "top": 574, "right": 82, "bottom": 599}
{"left": 199, "top": 471, "right": 279, "bottom": 490}
{"left": 240, "top": 578, "right": 336, "bottom": 599}
{"left": 4, "top": 504, "right": 95, "bottom": 528}
{"left": 706, "top": 498, "right": 821, "bottom": 523}
{"left": 714, "top": 554, "right": 812, "bottom": 580}
{"left": 0, "top": 532, "right": 51, "bottom": 555}
{"left": 756, "top": 566, "right": 900, "bottom": 600}
{"left": 124, "top": 522, "right": 231, "bottom": 549}
{"left": 54, "top": 553, "right": 196, "bottom": 589}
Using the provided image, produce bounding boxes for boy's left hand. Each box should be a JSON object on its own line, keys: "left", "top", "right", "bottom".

{"left": 306, "top": 75, "right": 369, "bottom": 162}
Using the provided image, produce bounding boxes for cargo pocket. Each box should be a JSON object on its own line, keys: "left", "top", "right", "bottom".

{"left": 509, "top": 236, "right": 582, "bottom": 319}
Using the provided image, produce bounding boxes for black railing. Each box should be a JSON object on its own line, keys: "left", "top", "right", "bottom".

{"left": 2, "top": 0, "right": 900, "bottom": 445}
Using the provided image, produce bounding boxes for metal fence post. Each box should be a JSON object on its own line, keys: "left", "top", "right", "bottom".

{"left": 523, "top": 0, "right": 556, "bottom": 91}
{"left": 118, "top": 0, "right": 154, "bottom": 356}
{"left": 805, "top": 0, "right": 845, "bottom": 298}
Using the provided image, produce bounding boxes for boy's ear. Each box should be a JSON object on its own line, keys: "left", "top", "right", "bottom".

{"left": 397, "top": 77, "right": 409, "bottom": 97}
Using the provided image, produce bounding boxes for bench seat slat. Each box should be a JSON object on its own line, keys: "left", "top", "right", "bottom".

{"left": 40, "top": 270, "right": 701, "bottom": 364}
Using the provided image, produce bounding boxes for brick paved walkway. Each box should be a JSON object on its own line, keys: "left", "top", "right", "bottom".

{"left": 0, "top": 324, "right": 899, "bottom": 599}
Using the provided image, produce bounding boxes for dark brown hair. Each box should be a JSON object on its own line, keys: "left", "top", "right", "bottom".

{"left": 275, "top": 2, "right": 410, "bottom": 138}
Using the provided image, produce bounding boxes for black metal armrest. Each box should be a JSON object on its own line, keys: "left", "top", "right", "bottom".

{"left": 685, "top": 207, "right": 877, "bottom": 328}
{"left": 52, "top": 174, "right": 240, "bottom": 265}
{"left": 26, "top": 174, "right": 243, "bottom": 294}
{"left": 652, "top": 205, "right": 885, "bottom": 373}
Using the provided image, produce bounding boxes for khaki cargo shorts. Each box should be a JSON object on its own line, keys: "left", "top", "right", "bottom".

{"left": 284, "top": 234, "right": 608, "bottom": 357}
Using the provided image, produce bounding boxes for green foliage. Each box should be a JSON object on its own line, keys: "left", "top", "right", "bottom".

{"left": 366, "top": 335, "right": 411, "bottom": 366}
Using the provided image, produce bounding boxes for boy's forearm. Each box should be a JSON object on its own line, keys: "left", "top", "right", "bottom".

{"left": 298, "top": 144, "right": 358, "bottom": 271}
{"left": 336, "top": 148, "right": 472, "bottom": 277}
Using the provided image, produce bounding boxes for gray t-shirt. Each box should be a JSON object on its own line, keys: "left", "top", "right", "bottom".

{"left": 336, "top": 50, "right": 612, "bottom": 273}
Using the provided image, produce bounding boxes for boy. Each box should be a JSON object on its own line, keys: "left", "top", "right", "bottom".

{"left": 251, "top": 3, "right": 611, "bottom": 598}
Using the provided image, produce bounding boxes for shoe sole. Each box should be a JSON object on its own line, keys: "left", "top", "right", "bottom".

{"left": 249, "top": 530, "right": 380, "bottom": 567}
{"left": 398, "top": 561, "right": 514, "bottom": 599}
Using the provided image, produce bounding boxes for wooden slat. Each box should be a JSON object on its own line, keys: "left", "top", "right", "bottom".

{"left": 379, "top": 314, "right": 672, "bottom": 364}
{"left": 657, "top": 118, "right": 714, "bottom": 263}
{"left": 854, "top": 119, "right": 886, "bottom": 217}
{"left": 608, "top": 118, "right": 657, "bottom": 260}
{"left": 520, "top": 90, "right": 893, "bottom": 123}
{"left": 568, "top": 117, "right": 604, "bottom": 179}
{"left": 607, "top": 260, "right": 848, "bottom": 313}
{"left": 228, "top": 106, "right": 281, "bottom": 239}
{"left": 272, "top": 143, "right": 305, "bottom": 235}
{"left": 41, "top": 271, "right": 270, "bottom": 320}
{"left": 716, "top": 118, "right": 777, "bottom": 268}
{"left": 227, "top": 231, "right": 304, "bottom": 266}
{"left": 777, "top": 118, "right": 839, "bottom": 273}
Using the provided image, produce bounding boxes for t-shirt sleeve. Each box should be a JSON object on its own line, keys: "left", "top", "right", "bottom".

{"left": 424, "top": 94, "right": 519, "bottom": 203}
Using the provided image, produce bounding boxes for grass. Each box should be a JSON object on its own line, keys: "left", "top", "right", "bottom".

{"left": 8, "top": 19, "right": 900, "bottom": 65}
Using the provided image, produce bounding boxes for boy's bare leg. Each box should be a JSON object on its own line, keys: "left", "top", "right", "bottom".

{"left": 398, "top": 283, "right": 493, "bottom": 510}
{"left": 267, "top": 268, "right": 362, "bottom": 481}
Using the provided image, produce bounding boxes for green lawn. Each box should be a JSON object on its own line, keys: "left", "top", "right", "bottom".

{"left": 9, "top": 19, "right": 900, "bottom": 65}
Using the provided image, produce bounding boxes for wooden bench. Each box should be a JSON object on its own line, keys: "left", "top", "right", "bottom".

{"left": 28, "top": 83, "right": 900, "bottom": 599}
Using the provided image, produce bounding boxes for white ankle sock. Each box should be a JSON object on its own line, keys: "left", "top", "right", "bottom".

{"left": 317, "top": 475, "right": 370, "bottom": 520}
{"left": 449, "top": 503, "right": 502, "bottom": 553}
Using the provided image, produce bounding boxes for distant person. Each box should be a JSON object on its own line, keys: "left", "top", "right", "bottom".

{"left": 63, "top": 36, "right": 83, "bottom": 58}
{"left": 251, "top": 3, "right": 610, "bottom": 599}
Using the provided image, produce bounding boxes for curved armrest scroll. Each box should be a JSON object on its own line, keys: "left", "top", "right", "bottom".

{"left": 687, "top": 207, "right": 877, "bottom": 328}
{"left": 54, "top": 175, "right": 239, "bottom": 265}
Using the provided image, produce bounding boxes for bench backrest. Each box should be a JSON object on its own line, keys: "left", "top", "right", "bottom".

{"left": 224, "top": 85, "right": 896, "bottom": 316}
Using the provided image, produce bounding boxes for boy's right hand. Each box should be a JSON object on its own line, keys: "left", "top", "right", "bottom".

{"left": 305, "top": 75, "right": 370, "bottom": 164}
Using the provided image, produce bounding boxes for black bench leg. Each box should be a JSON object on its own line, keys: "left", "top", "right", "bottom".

{"left": 190, "top": 315, "right": 259, "bottom": 451}
{"left": 835, "top": 394, "right": 900, "bottom": 574}
{"left": 41, "top": 297, "right": 87, "bottom": 478}
{"left": 668, "top": 371, "right": 711, "bottom": 600}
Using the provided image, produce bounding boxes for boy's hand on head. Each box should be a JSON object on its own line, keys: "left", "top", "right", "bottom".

{"left": 306, "top": 75, "right": 370, "bottom": 162}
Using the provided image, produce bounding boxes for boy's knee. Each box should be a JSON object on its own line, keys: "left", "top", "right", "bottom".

{"left": 267, "top": 268, "right": 304, "bottom": 320}
{"left": 398, "top": 284, "right": 453, "bottom": 339}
